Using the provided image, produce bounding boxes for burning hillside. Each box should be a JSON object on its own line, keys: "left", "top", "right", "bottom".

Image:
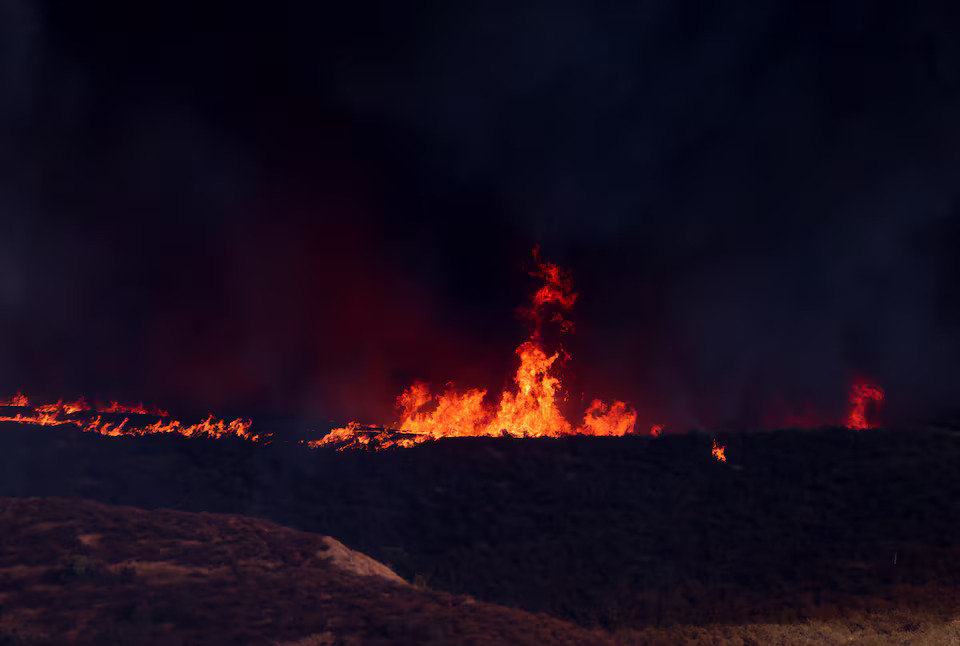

{"left": 0, "top": 249, "right": 884, "bottom": 457}
{"left": 314, "top": 250, "right": 884, "bottom": 451}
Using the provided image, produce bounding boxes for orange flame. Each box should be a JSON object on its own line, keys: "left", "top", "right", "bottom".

{"left": 321, "top": 250, "right": 637, "bottom": 449}
{"left": 2, "top": 395, "right": 170, "bottom": 417}
{"left": 99, "top": 401, "right": 170, "bottom": 417}
{"left": 711, "top": 438, "right": 726, "bottom": 462}
{"left": 1, "top": 258, "right": 888, "bottom": 452}
{"left": 0, "top": 393, "right": 30, "bottom": 408}
{"left": 35, "top": 398, "right": 91, "bottom": 415}
{"left": 1, "top": 395, "right": 257, "bottom": 442}
{"left": 581, "top": 400, "right": 638, "bottom": 437}
{"left": 846, "top": 380, "right": 884, "bottom": 430}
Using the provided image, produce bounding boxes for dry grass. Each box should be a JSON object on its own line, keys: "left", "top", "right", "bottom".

{"left": 611, "top": 584, "right": 960, "bottom": 645}
{"left": 617, "top": 613, "right": 960, "bottom": 645}
{"left": 0, "top": 496, "right": 617, "bottom": 645}
{"left": 2, "top": 496, "right": 959, "bottom": 645}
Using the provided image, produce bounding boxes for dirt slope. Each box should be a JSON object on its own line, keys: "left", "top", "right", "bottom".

{"left": 0, "top": 496, "right": 616, "bottom": 646}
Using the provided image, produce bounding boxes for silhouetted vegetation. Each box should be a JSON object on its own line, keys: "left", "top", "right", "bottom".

{"left": 2, "top": 423, "right": 960, "bottom": 633}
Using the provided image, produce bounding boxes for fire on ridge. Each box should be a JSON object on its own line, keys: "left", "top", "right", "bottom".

{"left": 0, "top": 250, "right": 884, "bottom": 459}
{"left": 314, "top": 248, "right": 644, "bottom": 450}
{"left": 0, "top": 393, "right": 258, "bottom": 441}
{"left": 313, "top": 250, "right": 885, "bottom": 453}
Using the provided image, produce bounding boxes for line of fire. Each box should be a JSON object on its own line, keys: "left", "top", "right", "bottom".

{"left": 0, "top": 249, "right": 883, "bottom": 462}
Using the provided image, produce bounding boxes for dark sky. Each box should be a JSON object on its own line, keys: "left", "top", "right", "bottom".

{"left": 2, "top": 0, "right": 960, "bottom": 430}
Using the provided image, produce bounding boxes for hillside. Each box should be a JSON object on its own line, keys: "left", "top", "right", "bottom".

{"left": 0, "top": 496, "right": 616, "bottom": 645}
{"left": 2, "top": 422, "right": 960, "bottom": 640}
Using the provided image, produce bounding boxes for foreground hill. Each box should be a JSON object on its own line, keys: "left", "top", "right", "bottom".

{"left": 0, "top": 497, "right": 617, "bottom": 645}
{"left": 1, "top": 423, "right": 960, "bottom": 639}
{"left": 3, "top": 497, "right": 959, "bottom": 645}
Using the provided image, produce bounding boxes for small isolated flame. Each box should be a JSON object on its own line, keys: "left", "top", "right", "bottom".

{"left": 650, "top": 424, "right": 663, "bottom": 437}
{"left": 846, "top": 380, "right": 885, "bottom": 430}
{"left": 319, "top": 249, "right": 638, "bottom": 449}
{"left": 711, "top": 438, "right": 726, "bottom": 462}
{"left": 0, "top": 392, "right": 258, "bottom": 442}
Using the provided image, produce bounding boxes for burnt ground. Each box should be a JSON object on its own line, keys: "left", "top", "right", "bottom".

{"left": 2, "top": 423, "right": 960, "bottom": 639}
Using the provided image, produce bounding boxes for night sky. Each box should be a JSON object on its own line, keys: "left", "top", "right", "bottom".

{"left": 2, "top": 1, "right": 960, "bottom": 430}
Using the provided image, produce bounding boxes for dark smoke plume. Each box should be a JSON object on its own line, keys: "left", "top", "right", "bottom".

{"left": 2, "top": 1, "right": 960, "bottom": 429}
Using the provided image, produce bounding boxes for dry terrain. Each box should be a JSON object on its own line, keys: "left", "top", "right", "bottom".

{"left": 0, "top": 497, "right": 617, "bottom": 645}
{"left": 2, "top": 423, "right": 960, "bottom": 644}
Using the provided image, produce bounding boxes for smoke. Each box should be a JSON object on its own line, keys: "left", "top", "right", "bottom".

{"left": 3, "top": 1, "right": 960, "bottom": 428}
{"left": 325, "top": 1, "right": 960, "bottom": 427}
{"left": 0, "top": 0, "right": 40, "bottom": 125}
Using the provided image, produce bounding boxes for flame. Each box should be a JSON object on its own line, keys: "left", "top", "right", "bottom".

{"left": 1, "top": 254, "right": 888, "bottom": 452}
{"left": 397, "top": 382, "right": 490, "bottom": 439}
{"left": 762, "top": 379, "right": 886, "bottom": 432}
{"left": 0, "top": 395, "right": 257, "bottom": 442}
{"left": 99, "top": 401, "right": 170, "bottom": 417}
{"left": 0, "top": 392, "right": 30, "bottom": 407}
{"left": 846, "top": 380, "right": 884, "bottom": 430}
{"left": 309, "top": 422, "right": 374, "bottom": 448}
{"left": 526, "top": 246, "right": 578, "bottom": 338}
{"left": 35, "top": 398, "right": 92, "bottom": 415}
{"left": 486, "top": 341, "right": 575, "bottom": 437}
{"left": 581, "top": 400, "right": 638, "bottom": 437}
{"left": 711, "top": 438, "right": 726, "bottom": 462}
{"left": 321, "top": 250, "right": 637, "bottom": 449}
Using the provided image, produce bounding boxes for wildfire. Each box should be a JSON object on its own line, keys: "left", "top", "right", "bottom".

{"left": 1, "top": 249, "right": 888, "bottom": 452}
{"left": 317, "top": 249, "right": 639, "bottom": 449}
{"left": 846, "top": 381, "right": 884, "bottom": 431}
{"left": 0, "top": 393, "right": 257, "bottom": 442}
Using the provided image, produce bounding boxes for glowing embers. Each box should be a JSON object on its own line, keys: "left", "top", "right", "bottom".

{"left": 0, "top": 392, "right": 258, "bottom": 442}
{"left": 321, "top": 249, "right": 639, "bottom": 449}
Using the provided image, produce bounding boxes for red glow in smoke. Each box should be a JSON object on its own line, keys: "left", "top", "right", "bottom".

{"left": 846, "top": 381, "right": 885, "bottom": 430}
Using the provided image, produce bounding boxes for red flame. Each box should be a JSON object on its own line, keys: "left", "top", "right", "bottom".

{"left": 846, "top": 380, "right": 884, "bottom": 430}
{"left": 762, "top": 378, "right": 885, "bottom": 432}
{"left": 35, "top": 398, "right": 91, "bottom": 415}
{"left": 526, "top": 246, "right": 578, "bottom": 338}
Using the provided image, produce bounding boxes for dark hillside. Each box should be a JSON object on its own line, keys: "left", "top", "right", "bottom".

{"left": 2, "top": 423, "right": 960, "bottom": 630}
{"left": 0, "top": 496, "right": 617, "bottom": 645}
